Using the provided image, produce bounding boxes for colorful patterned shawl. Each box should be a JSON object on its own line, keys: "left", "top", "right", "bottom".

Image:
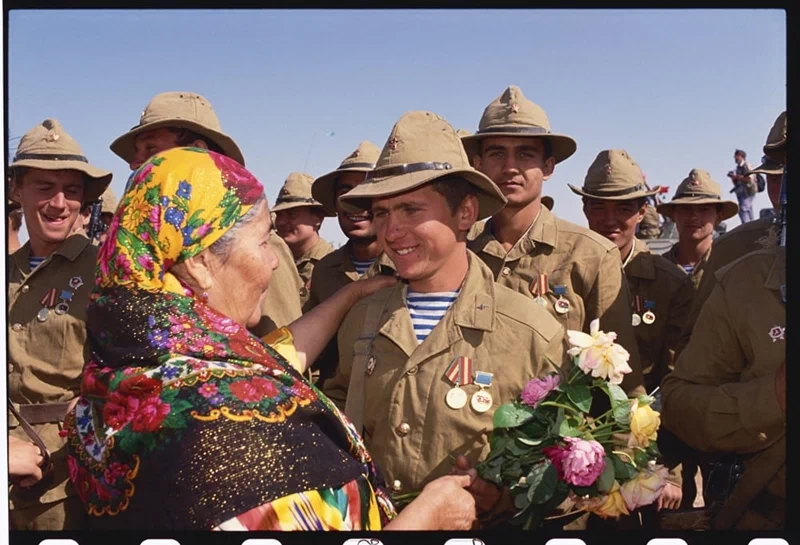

{"left": 64, "top": 147, "right": 394, "bottom": 529}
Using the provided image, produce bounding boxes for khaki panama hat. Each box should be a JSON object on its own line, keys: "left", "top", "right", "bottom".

{"left": 569, "top": 149, "right": 660, "bottom": 201}
{"left": 338, "top": 111, "right": 507, "bottom": 221}
{"left": 110, "top": 91, "right": 245, "bottom": 166}
{"left": 311, "top": 141, "right": 381, "bottom": 215}
{"left": 461, "top": 85, "right": 577, "bottom": 165}
{"left": 10, "top": 119, "right": 112, "bottom": 204}
{"left": 656, "top": 169, "right": 738, "bottom": 221}
{"left": 749, "top": 155, "right": 784, "bottom": 176}
{"left": 98, "top": 186, "right": 120, "bottom": 215}
{"left": 272, "top": 172, "right": 335, "bottom": 216}
{"left": 541, "top": 195, "right": 554, "bottom": 210}
{"left": 763, "top": 111, "right": 786, "bottom": 164}
{"left": 455, "top": 128, "right": 472, "bottom": 137}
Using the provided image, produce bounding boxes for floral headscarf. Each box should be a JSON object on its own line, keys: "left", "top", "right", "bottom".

{"left": 65, "top": 148, "right": 393, "bottom": 529}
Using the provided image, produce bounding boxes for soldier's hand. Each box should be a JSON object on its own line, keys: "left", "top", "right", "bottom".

{"left": 776, "top": 360, "right": 786, "bottom": 413}
{"left": 451, "top": 455, "right": 513, "bottom": 516}
{"left": 8, "top": 436, "right": 46, "bottom": 487}
{"left": 656, "top": 481, "right": 682, "bottom": 511}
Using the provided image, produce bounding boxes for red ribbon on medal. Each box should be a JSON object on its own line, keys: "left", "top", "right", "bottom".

{"left": 40, "top": 288, "right": 57, "bottom": 308}
{"left": 530, "top": 273, "right": 548, "bottom": 297}
{"left": 445, "top": 356, "right": 474, "bottom": 386}
{"left": 634, "top": 295, "right": 642, "bottom": 314}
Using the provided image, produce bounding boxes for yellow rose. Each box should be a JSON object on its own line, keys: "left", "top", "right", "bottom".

{"left": 620, "top": 465, "right": 668, "bottom": 511}
{"left": 629, "top": 400, "right": 660, "bottom": 448}
{"left": 578, "top": 482, "right": 630, "bottom": 519}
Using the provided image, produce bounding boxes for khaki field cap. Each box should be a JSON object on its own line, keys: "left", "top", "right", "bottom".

{"left": 569, "top": 149, "right": 660, "bottom": 201}
{"left": 461, "top": 85, "right": 577, "bottom": 165}
{"left": 763, "top": 110, "right": 786, "bottom": 163}
{"left": 338, "top": 111, "right": 507, "bottom": 220}
{"left": 750, "top": 154, "right": 784, "bottom": 176}
{"left": 656, "top": 169, "right": 739, "bottom": 221}
{"left": 10, "top": 119, "right": 112, "bottom": 203}
{"left": 455, "top": 128, "right": 472, "bottom": 137}
{"left": 272, "top": 172, "right": 334, "bottom": 216}
{"left": 110, "top": 91, "right": 245, "bottom": 166}
{"left": 311, "top": 141, "right": 382, "bottom": 215}
{"left": 99, "top": 186, "right": 120, "bottom": 215}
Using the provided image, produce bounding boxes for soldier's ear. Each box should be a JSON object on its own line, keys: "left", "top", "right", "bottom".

{"left": 456, "top": 194, "right": 479, "bottom": 232}
{"left": 190, "top": 139, "right": 210, "bottom": 151}
{"left": 542, "top": 156, "right": 556, "bottom": 179}
{"left": 472, "top": 155, "right": 483, "bottom": 171}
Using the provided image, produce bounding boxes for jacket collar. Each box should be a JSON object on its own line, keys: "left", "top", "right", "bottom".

{"left": 764, "top": 246, "right": 786, "bottom": 292}
{"left": 12, "top": 234, "right": 90, "bottom": 276}
{"left": 624, "top": 238, "right": 656, "bottom": 280}
{"left": 474, "top": 204, "right": 558, "bottom": 260}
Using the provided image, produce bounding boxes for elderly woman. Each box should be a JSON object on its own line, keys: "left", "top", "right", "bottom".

{"left": 64, "top": 148, "right": 475, "bottom": 530}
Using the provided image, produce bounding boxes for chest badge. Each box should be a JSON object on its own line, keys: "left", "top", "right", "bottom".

{"left": 769, "top": 326, "right": 785, "bottom": 343}
{"left": 632, "top": 295, "right": 642, "bottom": 327}
{"left": 553, "top": 285, "right": 570, "bottom": 315}
{"left": 471, "top": 370, "right": 494, "bottom": 413}
{"left": 366, "top": 355, "right": 377, "bottom": 377}
{"left": 530, "top": 273, "right": 550, "bottom": 308}
{"left": 642, "top": 300, "right": 656, "bottom": 325}
{"left": 444, "top": 356, "right": 473, "bottom": 410}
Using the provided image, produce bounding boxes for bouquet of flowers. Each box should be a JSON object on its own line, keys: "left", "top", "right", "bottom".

{"left": 475, "top": 319, "right": 667, "bottom": 529}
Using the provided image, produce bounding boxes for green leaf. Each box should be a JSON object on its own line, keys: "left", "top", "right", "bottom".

{"left": 596, "top": 457, "right": 616, "bottom": 492}
{"left": 610, "top": 453, "right": 638, "bottom": 481}
{"left": 117, "top": 431, "right": 142, "bottom": 454}
{"left": 634, "top": 448, "right": 651, "bottom": 468}
{"left": 530, "top": 462, "right": 558, "bottom": 505}
{"left": 519, "top": 418, "right": 548, "bottom": 439}
{"left": 514, "top": 487, "right": 531, "bottom": 510}
{"left": 489, "top": 431, "right": 513, "bottom": 453}
{"left": 550, "top": 407, "right": 566, "bottom": 436}
{"left": 144, "top": 186, "right": 161, "bottom": 205}
{"left": 558, "top": 415, "right": 582, "bottom": 437}
{"left": 493, "top": 402, "right": 536, "bottom": 428}
{"left": 161, "top": 412, "right": 188, "bottom": 430}
{"left": 517, "top": 436, "right": 543, "bottom": 446}
{"left": 637, "top": 394, "right": 655, "bottom": 407}
{"left": 563, "top": 383, "right": 593, "bottom": 413}
{"left": 525, "top": 461, "right": 548, "bottom": 500}
{"left": 603, "top": 383, "right": 631, "bottom": 426}
{"left": 507, "top": 441, "right": 527, "bottom": 457}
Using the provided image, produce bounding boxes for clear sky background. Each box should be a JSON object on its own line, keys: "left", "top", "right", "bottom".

{"left": 7, "top": 9, "right": 785, "bottom": 247}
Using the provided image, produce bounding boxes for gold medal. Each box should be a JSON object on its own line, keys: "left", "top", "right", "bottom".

{"left": 471, "top": 389, "right": 493, "bottom": 413}
{"left": 446, "top": 386, "right": 467, "bottom": 410}
{"left": 37, "top": 308, "right": 49, "bottom": 322}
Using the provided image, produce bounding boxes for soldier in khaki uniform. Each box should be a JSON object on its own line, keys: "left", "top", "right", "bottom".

{"left": 7, "top": 119, "right": 113, "bottom": 529}
{"left": 462, "top": 85, "right": 645, "bottom": 395}
{"left": 658, "top": 170, "right": 739, "bottom": 291}
{"left": 109, "top": 90, "right": 304, "bottom": 336}
{"left": 676, "top": 111, "right": 786, "bottom": 357}
{"left": 325, "top": 110, "right": 567, "bottom": 501}
{"left": 273, "top": 172, "right": 335, "bottom": 305}
{"left": 306, "top": 141, "right": 396, "bottom": 385}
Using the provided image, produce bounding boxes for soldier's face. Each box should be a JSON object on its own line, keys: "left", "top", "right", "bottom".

{"left": 335, "top": 173, "right": 377, "bottom": 242}
{"left": 130, "top": 128, "right": 181, "bottom": 170}
{"left": 672, "top": 204, "right": 719, "bottom": 242}
{"left": 583, "top": 198, "right": 646, "bottom": 253}
{"left": 767, "top": 173, "right": 782, "bottom": 209}
{"left": 372, "top": 184, "right": 477, "bottom": 291}
{"left": 13, "top": 168, "right": 85, "bottom": 249}
{"left": 274, "top": 207, "right": 322, "bottom": 247}
{"left": 473, "top": 137, "right": 554, "bottom": 209}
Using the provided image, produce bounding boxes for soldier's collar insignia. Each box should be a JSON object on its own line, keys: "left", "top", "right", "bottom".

{"left": 769, "top": 325, "right": 785, "bottom": 342}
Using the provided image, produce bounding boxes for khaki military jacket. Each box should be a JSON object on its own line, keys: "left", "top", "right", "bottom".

{"left": 8, "top": 235, "right": 96, "bottom": 506}
{"left": 661, "top": 247, "right": 785, "bottom": 530}
{"left": 468, "top": 206, "right": 645, "bottom": 395}
{"left": 662, "top": 243, "right": 712, "bottom": 292}
{"left": 303, "top": 245, "right": 395, "bottom": 385}
{"left": 295, "top": 237, "right": 334, "bottom": 306}
{"left": 676, "top": 216, "right": 777, "bottom": 357}
{"left": 249, "top": 232, "right": 303, "bottom": 338}
{"left": 625, "top": 239, "right": 694, "bottom": 393}
{"left": 324, "top": 251, "right": 567, "bottom": 493}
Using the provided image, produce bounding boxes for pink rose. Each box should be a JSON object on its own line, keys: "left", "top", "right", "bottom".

{"left": 520, "top": 374, "right": 560, "bottom": 407}
{"left": 130, "top": 396, "right": 171, "bottom": 433}
{"left": 545, "top": 437, "right": 606, "bottom": 487}
{"left": 103, "top": 392, "right": 134, "bottom": 429}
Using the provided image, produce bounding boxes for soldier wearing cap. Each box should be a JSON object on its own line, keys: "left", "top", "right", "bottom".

{"left": 676, "top": 111, "right": 786, "bottom": 357}
{"left": 273, "top": 172, "right": 335, "bottom": 306}
{"left": 306, "top": 142, "right": 396, "bottom": 385}
{"left": 324, "top": 111, "right": 567, "bottom": 518}
{"left": 463, "top": 85, "right": 645, "bottom": 396}
{"left": 8, "top": 198, "right": 23, "bottom": 254}
{"left": 7, "top": 119, "right": 113, "bottom": 529}
{"left": 658, "top": 170, "right": 739, "bottom": 290}
{"left": 109, "top": 90, "right": 304, "bottom": 338}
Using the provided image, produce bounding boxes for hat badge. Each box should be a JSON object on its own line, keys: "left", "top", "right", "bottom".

{"left": 347, "top": 149, "right": 360, "bottom": 159}
{"left": 387, "top": 137, "right": 400, "bottom": 151}
{"left": 45, "top": 133, "right": 60, "bottom": 142}
{"left": 510, "top": 103, "right": 519, "bottom": 114}
{"left": 604, "top": 165, "right": 613, "bottom": 176}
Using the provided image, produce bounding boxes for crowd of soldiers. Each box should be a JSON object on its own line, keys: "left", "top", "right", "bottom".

{"left": 6, "top": 85, "right": 786, "bottom": 532}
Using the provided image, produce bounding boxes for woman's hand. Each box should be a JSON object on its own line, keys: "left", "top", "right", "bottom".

{"left": 9, "top": 436, "right": 47, "bottom": 487}
{"left": 384, "top": 474, "right": 476, "bottom": 530}
{"left": 349, "top": 274, "right": 398, "bottom": 301}
{"left": 656, "top": 481, "right": 683, "bottom": 511}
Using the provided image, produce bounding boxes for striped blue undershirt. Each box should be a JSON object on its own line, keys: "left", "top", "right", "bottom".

{"left": 406, "top": 290, "right": 460, "bottom": 344}
{"left": 352, "top": 258, "right": 375, "bottom": 276}
{"left": 29, "top": 256, "right": 46, "bottom": 270}
{"left": 682, "top": 264, "right": 695, "bottom": 275}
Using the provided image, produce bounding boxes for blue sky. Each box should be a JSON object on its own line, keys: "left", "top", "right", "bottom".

{"left": 7, "top": 9, "right": 786, "bottom": 246}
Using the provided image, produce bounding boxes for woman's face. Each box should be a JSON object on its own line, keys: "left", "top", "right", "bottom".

{"left": 206, "top": 200, "right": 279, "bottom": 328}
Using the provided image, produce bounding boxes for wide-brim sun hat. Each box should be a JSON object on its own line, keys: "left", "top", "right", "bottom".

{"left": 338, "top": 111, "right": 507, "bottom": 221}
{"left": 569, "top": 149, "right": 660, "bottom": 201}
{"left": 110, "top": 91, "right": 245, "bottom": 166}
{"left": 311, "top": 141, "right": 381, "bottom": 215}
{"left": 656, "top": 168, "right": 738, "bottom": 221}
{"left": 272, "top": 172, "right": 335, "bottom": 216}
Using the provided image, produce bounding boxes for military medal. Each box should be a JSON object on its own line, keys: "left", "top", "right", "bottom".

{"left": 642, "top": 300, "right": 656, "bottom": 325}
{"left": 553, "top": 286, "right": 570, "bottom": 314}
{"left": 444, "top": 356, "right": 473, "bottom": 410}
{"left": 471, "top": 370, "right": 494, "bottom": 413}
{"left": 37, "top": 288, "right": 57, "bottom": 323}
{"left": 530, "top": 273, "right": 549, "bottom": 308}
{"left": 631, "top": 295, "right": 642, "bottom": 327}
{"left": 769, "top": 326, "right": 785, "bottom": 343}
{"left": 68, "top": 276, "right": 84, "bottom": 290}
{"left": 366, "top": 355, "right": 377, "bottom": 377}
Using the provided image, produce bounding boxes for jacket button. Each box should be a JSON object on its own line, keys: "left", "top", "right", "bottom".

{"left": 392, "top": 480, "right": 403, "bottom": 492}
{"left": 397, "top": 423, "right": 411, "bottom": 436}
{"left": 757, "top": 432, "right": 767, "bottom": 442}
{"left": 21, "top": 285, "right": 30, "bottom": 294}
{"left": 11, "top": 323, "right": 23, "bottom": 332}
{"left": 407, "top": 366, "right": 418, "bottom": 375}
{"left": 501, "top": 267, "right": 511, "bottom": 276}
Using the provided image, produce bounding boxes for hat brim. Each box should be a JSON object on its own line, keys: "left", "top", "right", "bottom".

{"left": 312, "top": 167, "right": 372, "bottom": 216}
{"left": 110, "top": 119, "right": 246, "bottom": 166}
{"left": 749, "top": 163, "right": 784, "bottom": 176}
{"left": 338, "top": 167, "right": 507, "bottom": 221}
{"left": 657, "top": 197, "right": 739, "bottom": 221}
{"left": 461, "top": 132, "right": 577, "bottom": 165}
{"left": 9, "top": 159, "right": 112, "bottom": 203}
{"left": 568, "top": 184, "right": 660, "bottom": 201}
{"left": 271, "top": 200, "right": 336, "bottom": 217}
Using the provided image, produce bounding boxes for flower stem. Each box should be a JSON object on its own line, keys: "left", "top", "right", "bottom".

{"left": 538, "top": 401, "right": 583, "bottom": 415}
{"left": 613, "top": 450, "right": 636, "bottom": 466}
